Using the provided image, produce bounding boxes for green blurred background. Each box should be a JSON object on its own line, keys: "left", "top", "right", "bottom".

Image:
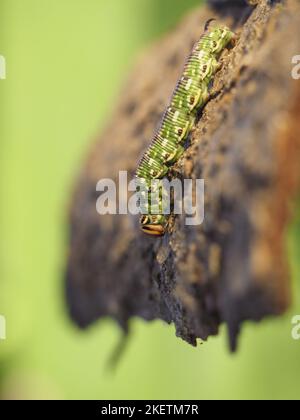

{"left": 0, "top": 0, "right": 300, "bottom": 400}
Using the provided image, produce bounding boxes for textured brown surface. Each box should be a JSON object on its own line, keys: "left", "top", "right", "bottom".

{"left": 66, "top": 0, "right": 300, "bottom": 351}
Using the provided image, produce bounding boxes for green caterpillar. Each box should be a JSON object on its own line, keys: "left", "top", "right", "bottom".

{"left": 136, "top": 21, "right": 235, "bottom": 236}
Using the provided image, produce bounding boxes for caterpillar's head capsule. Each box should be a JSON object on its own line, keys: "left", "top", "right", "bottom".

{"left": 140, "top": 215, "right": 167, "bottom": 236}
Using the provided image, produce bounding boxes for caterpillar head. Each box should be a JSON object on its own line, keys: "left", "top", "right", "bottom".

{"left": 140, "top": 214, "right": 167, "bottom": 236}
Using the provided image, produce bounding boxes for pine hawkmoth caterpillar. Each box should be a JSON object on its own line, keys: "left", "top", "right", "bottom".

{"left": 135, "top": 20, "right": 235, "bottom": 236}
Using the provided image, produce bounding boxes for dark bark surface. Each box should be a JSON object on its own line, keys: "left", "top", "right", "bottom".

{"left": 66, "top": 0, "right": 300, "bottom": 351}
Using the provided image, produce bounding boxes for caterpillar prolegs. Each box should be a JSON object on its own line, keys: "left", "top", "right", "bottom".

{"left": 135, "top": 21, "right": 235, "bottom": 236}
